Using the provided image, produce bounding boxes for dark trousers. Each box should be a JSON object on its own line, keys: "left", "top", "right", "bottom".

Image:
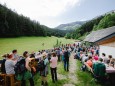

{"left": 57, "top": 55, "right": 60, "bottom": 61}
{"left": 64, "top": 60, "right": 69, "bottom": 71}
{"left": 50, "top": 67, "right": 57, "bottom": 82}
{"left": 21, "top": 77, "right": 34, "bottom": 86}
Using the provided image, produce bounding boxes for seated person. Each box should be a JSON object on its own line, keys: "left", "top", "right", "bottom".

{"left": 101, "top": 53, "right": 109, "bottom": 64}
{"left": 107, "top": 55, "right": 112, "bottom": 64}
{"left": 93, "top": 53, "right": 99, "bottom": 61}
{"left": 109, "top": 58, "right": 115, "bottom": 67}
{"left": 86, "top": 56, "right": 93, "bottom": 68}
{"left": 92, "top": 58, "right": 106, "bottom": 82}
{"left": 84, "top": 56, "right": 93, "bottom": 72}
{"left": 82, "top": 54, "right": 88, "bottom": 63}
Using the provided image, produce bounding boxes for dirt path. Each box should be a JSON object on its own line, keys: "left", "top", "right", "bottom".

{"left": 63, "top": 53, "right": 78, "bottom": 86}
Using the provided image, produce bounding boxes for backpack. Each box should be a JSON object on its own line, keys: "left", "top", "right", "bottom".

{"left": 81, "top": 64, "right": 86, "bottom": 71}
{"left": 1, "top": 59, "right": 6, "bottom": 73}
{"left": 64, "top": 51, "right": 69, "bottom": 60}
{"left": 14, "top": 58, "right": 26, "bottom": 75}
{"left": 37, "top": 60, "right": 46, "bottom": 71}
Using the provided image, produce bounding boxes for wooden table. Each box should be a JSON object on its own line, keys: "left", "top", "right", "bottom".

{"left": 106, "top": 66, "right": 115, "bottom": 73}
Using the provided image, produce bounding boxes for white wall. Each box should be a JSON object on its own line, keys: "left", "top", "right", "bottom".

{"left": 100, "top": 45, "right": 115, "bottom": 58}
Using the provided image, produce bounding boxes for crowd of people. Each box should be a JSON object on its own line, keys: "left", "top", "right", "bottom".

{"left": 0, "top": 42, "right": 115, "bottom": 86}
{"left": 74, "top": 45, "right": 115, "bottom": 84}
{"left": 0, "top": 43, "right": 75, "bottom": 86}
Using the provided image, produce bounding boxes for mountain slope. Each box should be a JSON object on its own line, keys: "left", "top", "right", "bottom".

{"left": 66, "top": 10, "right": 115, "bottom": 40}
{"left": 55, "top": 21, "right": 85, "bottom": 30}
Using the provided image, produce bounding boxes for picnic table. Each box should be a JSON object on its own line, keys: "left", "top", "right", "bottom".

{"left": 104, "top": 64, "right": 115, "bottom": 84}
{"left": 106, "top": 66, "right": 115, "bottom": 73}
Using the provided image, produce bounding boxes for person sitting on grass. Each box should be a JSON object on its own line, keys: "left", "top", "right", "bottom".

{"left": 50, "top": 52, "right": 58, "bottom": 83}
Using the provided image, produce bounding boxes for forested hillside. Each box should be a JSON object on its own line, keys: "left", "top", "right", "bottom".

{"left": 65, "top": 11, "right": 115, "bottom": 40}
{"left": 55, "top": 21, "right": 85, "bottom": 30}
{"left": 0, "top": 4, "right": 66, "bottom": 37}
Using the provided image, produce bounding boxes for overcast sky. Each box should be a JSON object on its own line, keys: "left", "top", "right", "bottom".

{"left": 0, "top": 0, "right": 115, "bottom": 28}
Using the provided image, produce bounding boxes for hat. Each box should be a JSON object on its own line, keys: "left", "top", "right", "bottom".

{"left": 42, "top": 52, "right": 47, "bottom": 57}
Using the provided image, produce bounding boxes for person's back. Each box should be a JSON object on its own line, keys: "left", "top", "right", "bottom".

{"left": 86, "top": 60, "right": 92, "bottom": 68}
{"left": 57, "top": 49, "right": 60, "bottom": 55}
{"left": 98, "top": 63, "right": 106, "bottom": 77}
{"left": 1, "top": 54, "right": 8, "bottom": 74}
{"left": 64, "top": 47, "right": 70, "bottom": 71}
{"left": 64, "top": 50, "right": 69, "bottom": 61}
{"left": 93, "top": 62, "right": 100, "bottom": 76}
{"left": 101, "top": 53, "right": 109, "bottom": 64}
{"left": 103, "top": 57, "right": 109, "bottom": 64}
{"left": 93, "top": 55, "right": 99, "bottom": 61}
{"left": 5, "top": 59, "right": 15, "bottom": 74}
{"left": 93, "top": 58, "right": 106, "bottom": 82}
{"left": 50, "top": 57, "right": 58, "bottom": 68}
{"left": 82, "top": 55, "right": 88, "bottom": 63}
{"left": 1, "top": 59, "right": 6, "bottom": 74}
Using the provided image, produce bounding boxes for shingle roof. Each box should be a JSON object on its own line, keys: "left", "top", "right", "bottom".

{"left": 84, "top": 26, "right": 115, "bottom": 42}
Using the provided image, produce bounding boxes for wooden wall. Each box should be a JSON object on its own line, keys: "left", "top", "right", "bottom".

{"left": 97, "top": 36, "right": 115, "bottom": 47}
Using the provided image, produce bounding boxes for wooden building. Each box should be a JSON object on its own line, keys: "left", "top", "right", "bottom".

{"left": 84, "top": 26, "right": 115, "bottom": 58}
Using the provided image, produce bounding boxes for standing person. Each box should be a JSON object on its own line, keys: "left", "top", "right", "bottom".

{"left": 40, "top": 53, "right": 49, "bottom": 86}
{"left": 61, "top": 48, "right": 65, "bottom": 62}
{"left": 12, "top": 49, "right": 19, "bottom": 60}
{"left": 56, "top": 48, "right": 61, "bottom": 62}
{"left": 1, "top": 54, "right": 8, "bottom": 74}
{"left": 5, "top": 54, "right": 16, "bottom": 74}
{"left": 64, "top": 47, "right": 70, "bottom": 71}
{"left": 50, "top": 52, "right": 58, "bottom": 83}
{"left": 21, "top": 51, "right": 34, "bottom": 86}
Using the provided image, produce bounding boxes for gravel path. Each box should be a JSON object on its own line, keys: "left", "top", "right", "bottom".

{"left": 63, "top": 53, "right": 78, "bottom": 86}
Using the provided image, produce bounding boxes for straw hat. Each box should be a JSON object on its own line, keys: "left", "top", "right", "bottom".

{"left": 42, "top": 52, "right": 47, "bottom": 57}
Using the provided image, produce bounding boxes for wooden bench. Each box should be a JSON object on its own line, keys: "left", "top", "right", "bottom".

{"left": 0, "top": 74, "right": 21, "bottom": 86}
{"left": 0, "top": 74, "right": 6, "bottom": 86}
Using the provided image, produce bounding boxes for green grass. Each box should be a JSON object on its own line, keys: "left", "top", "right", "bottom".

{"left": 57, "top": 62, "right": 69, "bottom": 75}
{"left": 26, "top": 62, "right": 69, "bottom": 86}
{"left": 76, "top": 60, "right": 101, "bottom": 86}
{"left": 0, "top": 36, "right": 74, "bottom": 58}
{"left": 0, "top": 36, "right": 73, "bottom": 85}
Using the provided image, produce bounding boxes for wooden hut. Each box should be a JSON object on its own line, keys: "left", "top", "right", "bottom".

{"left": 84, "top": 26, "right": 115, "bottom": 57}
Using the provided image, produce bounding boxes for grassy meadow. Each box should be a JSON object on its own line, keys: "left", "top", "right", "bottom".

{"left": 0, "top": 36, "right": 74, "bottom": 58}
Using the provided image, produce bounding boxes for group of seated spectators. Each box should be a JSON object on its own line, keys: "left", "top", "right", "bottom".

{"left": 74, "top": 45, "right": 115, "bottom": 84}
{"left": 0, "top": 43, "right": 76, "bottom": 86}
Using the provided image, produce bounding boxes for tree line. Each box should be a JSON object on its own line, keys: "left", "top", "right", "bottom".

{"left": 0, "top": 4, "right": 67, "bottom": 37}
